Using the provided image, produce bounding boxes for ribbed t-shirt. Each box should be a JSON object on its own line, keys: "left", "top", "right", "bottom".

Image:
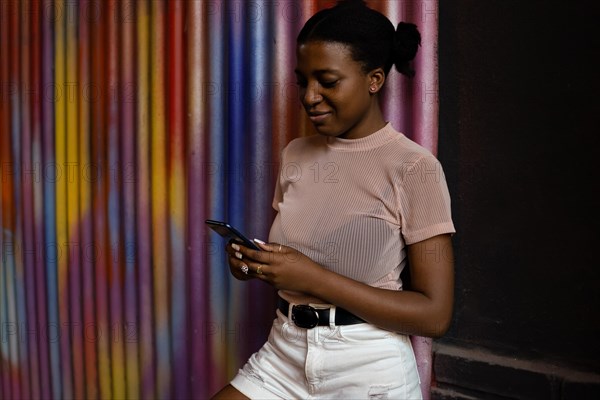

{"left": 268, "top": 123, "right": 456, "bottom": 304}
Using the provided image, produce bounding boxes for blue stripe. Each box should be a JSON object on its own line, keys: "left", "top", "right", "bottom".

{"left": 246, "top": 0, "right": 276, "bottom": 348}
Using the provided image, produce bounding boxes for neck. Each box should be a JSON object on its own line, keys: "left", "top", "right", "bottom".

{"left": 340, "top": 103, "right": 387, "bottom": 139}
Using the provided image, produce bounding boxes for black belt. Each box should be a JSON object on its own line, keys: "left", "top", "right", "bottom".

{"left": 278, "top": 298, "right": 365, "bottom": 329}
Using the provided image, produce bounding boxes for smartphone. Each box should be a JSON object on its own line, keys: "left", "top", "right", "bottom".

{"left": 205, "top": 219, "right": 261, "bottom": 251}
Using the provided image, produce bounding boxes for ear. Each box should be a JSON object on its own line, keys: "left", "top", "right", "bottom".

{"left": 367, "top": 68, "right": 386, "bottom": 94}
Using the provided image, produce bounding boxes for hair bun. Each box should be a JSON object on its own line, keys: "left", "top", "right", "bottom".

{"left": 393, "top": 22, "right": 421, "bottom": 77}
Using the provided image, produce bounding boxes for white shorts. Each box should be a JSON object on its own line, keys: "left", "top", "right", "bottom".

{"left": 231, "top": 308, "right": 423, "bottom": 399}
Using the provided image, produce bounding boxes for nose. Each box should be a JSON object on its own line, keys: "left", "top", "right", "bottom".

{"left": 301, "top": 81, "right": 322, "bottom": 107}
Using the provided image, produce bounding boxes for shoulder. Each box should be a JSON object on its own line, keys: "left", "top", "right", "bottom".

{"left": 287, "top": 134, "right": 325, "bottom": 149}
{"left": 391, "top": 131, "right": 435, "bottom": 159}
{"left": 359, "top": 128, "right": 447, "bottom": 191}
{"left": 281, "top": 135, "right": 327, "bottom": 159}
{"left": 380, "top": 132, "right": 441, "bottom": 175}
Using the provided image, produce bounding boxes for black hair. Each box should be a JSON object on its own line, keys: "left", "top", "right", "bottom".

{"left": 297, "top": 0, "right": 421, "bottom": 77}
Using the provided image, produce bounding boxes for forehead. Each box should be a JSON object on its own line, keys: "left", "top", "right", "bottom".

{"left": 295, "top": 41, "right": 360, "bottom": 74}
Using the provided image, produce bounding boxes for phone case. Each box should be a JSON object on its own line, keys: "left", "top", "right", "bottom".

{"left": 205, "top": 219, "right": 261, "bottom": 250}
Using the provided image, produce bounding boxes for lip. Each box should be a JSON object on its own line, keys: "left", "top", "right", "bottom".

{"left": 308, "top": 111, "right": 331, "bottom": 123}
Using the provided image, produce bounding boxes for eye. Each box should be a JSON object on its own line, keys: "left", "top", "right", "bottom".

{"left": 295, "top": 78, "right": 307, "bottom": 88}
{"left": 321, "top": 80, "right": 338, "bottom": 88}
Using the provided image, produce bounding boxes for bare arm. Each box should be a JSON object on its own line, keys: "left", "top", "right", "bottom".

{"left": 308, "top": 234, "right": 454, "bottom": 336}
{"left": 227, "top": 233, "right": 454, "bottom": 337}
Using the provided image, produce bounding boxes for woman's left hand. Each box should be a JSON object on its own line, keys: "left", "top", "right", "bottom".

{"left": 229, "top": 241, "right": 322, "bottom": 293}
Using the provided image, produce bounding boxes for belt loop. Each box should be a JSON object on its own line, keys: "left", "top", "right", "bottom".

{"left": 329, "top": 306, "right": 336, "bottom": 328}
{"left": 288, "top": 302, "right": 295, "bottom": 322}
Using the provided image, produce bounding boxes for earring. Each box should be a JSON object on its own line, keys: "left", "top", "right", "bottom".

{"left": 369, "top": 85, "right": 377, "bottom": 93}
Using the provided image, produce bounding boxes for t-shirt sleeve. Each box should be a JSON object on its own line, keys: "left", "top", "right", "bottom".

{"left": 396, "top": 155, "right": 456, "bottom": 244}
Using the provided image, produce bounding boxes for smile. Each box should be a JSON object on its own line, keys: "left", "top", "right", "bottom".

{"left": 308, "top": 111, "right": 331, "bottom": 123}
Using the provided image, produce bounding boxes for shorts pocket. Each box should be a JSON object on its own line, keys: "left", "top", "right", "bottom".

{"left": 337, "top": 323, "right": 394, "bottom": 343}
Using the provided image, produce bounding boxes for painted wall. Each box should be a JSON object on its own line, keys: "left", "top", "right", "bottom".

{"left": 0, "top": 1, "right": 440, "bottom": 399}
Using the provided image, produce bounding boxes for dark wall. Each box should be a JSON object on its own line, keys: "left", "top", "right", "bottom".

{"left": 436, "top": 0, "right": 600, "bottom": 396}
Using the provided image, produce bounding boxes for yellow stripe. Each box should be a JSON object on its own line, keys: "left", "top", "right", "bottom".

{"left": 65, "top": 3, "right": 83, "bottom": 397}
{"left": 150, "top": 1, "right": 172, "bottom": 397}
{"left": 137, "top": 1, "right": 155, "bottom": 397}
{"left": 54, "top": 0, "right": 72, "bottom": 398}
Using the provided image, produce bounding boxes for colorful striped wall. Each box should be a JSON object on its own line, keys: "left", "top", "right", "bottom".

{"left": 0, "top": 1, "right": 439, "bottom": 398}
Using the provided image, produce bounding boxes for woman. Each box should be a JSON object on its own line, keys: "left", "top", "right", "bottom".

{"left": 213, "top": 1, "right": 455, "bottom": 398}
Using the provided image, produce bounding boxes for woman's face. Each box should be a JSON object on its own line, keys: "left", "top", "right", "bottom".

{"left": 295, "top": 41, "right": 382, "bottom": 139}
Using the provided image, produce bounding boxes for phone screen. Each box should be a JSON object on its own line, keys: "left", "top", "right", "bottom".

{"left": 205, "top": 219, "right": 261, "bottom": 251}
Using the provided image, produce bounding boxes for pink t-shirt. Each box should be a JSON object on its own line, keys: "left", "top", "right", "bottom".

{"left": 269, "top": 123, "right": 455, "bottom": 305}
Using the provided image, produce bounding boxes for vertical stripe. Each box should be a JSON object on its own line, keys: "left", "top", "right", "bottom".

{"left": 40, "top": 0, "right": 61, "bottom": 397}
{"left": 167, "top": 1, "right": 189, "bottom": 398}
{"left": 79, "top": 11, "right": 97, "bottom": 400}
{"left": 0, "top": 3, "right": 15, "bottom": 398}
{"left": 206, "top": 0, "right": 229, "bottom": 392}
{"left": 380, "top": 0, "right": 410, "bottom": 133}
{"left": 136, "top": 1, "right": 156, "bottom": 398}
{"left": 20, "top": 1, "right": 37, "bottom": 398}
{"left": 105, "top": 1, "right": 127, "bottom": 398}
{"left": 150, "top": 1, "right": 172, "bottom": 398}
{"left": 29, "top": 0, "right": 52, "bottom": 397}
{"left": 120, "top": 1, "right": 140, "bottom": 398}
{"left": 53, "top": 0, "right": 73, "bottom": 397}
{"left": 66, "top": 2, "right": 85, "bottom": 398}
{"left": 246, "top": 0, "right": 276, "bottom": 354}
{"left": 77, "top": 1, "right": 98, "bottom": 397}
{"left": 10, "top": 0, "right": 26, "bottom": 397}
{"left": 0, "top": 4, "right": 6, "bottom": 393}
{"left": 187, "top": 1, "right": 210, "bottom": 396}
{"left": 226, "top": 0, "right": 247, "bottom": 375}
{"left": 91, "top": 2, "right": 111, "bottom": 398}
{"left": 411, "top": 0, "right": 439, "bottom": 155}
{"left": 0, "top": 2, "right": 6, "bottom": 391}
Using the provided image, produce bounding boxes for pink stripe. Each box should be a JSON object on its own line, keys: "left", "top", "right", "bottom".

{"left": 77, "top": 0, "right": 99, "bottom": 397}
{"left": 89, "top": 2, "right": 111, "bottom": 397}
{"left": 186, "top": 1, "right": 210, "bottom": 396}
{"left": 411, "top": 1, "right": 439, "bottom": 156}
{"left": 168, "top": 1, "right": 189, "bottom": 397}
{"left": 119, "top": 0, "right": 139, "bottom": 398}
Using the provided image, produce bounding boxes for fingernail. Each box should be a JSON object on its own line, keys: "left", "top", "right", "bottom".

{"left": 253, "top": 238, "right": 266, "bottom": 244}
{"left": 232, "top": 243, "right": 240, "bottom": 251}
{"left": 235, "top": 251, "right": 243, "bottom": 260}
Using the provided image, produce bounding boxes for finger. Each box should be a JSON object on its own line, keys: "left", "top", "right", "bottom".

{"left": 228, "top": 242, "right": 248, "bottom": 260}
{"left": 252, "top": 239, "right": 286, "bottom": 256}
{"left": 253, "top": 239, "right": 273, "bottom": 252}
{"left": 246, "top": 247, "right": 277, "bottom": 264}
{"left": 240, "top": 263, "right": 250, "bottom": 275}
{"left": 225, "top": 242, "right": 239, "bottom": 256}
{"left": 233, "top": 241, "right": 280, "bottom": 265}
{"left": 228, "top": 256, "right": 253, "bottom": 280}
{"left": 253, "top": 263, "right": 267, "bottom": 277}
{"left": 268, "top": 243, "right": 287, "bottom": 253}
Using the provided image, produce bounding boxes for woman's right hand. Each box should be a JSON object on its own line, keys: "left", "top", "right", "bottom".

{"left": 225, "top": 241, "right": 259, "bottom": 281}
